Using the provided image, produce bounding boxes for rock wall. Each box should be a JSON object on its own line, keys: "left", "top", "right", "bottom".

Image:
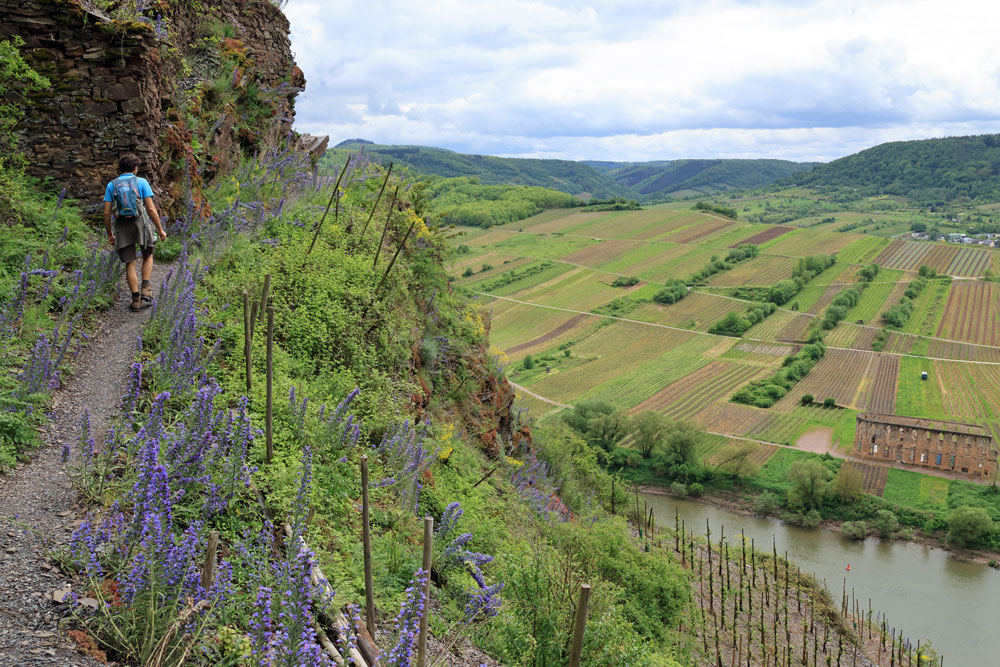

{"left": 3, "top": 0, "right": 303, "bottom": 209}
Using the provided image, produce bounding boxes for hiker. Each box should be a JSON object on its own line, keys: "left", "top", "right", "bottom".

{"left": 102, "top": 153, "right": 168, "bottom": 311}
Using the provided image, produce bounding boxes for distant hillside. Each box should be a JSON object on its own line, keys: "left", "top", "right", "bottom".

{"left": 332, "top": 141, "right": 626, "bottom": 198}
{"left": 329, "top": 142, "right": 813, "bottom": 202}
{"left": 607, "top": 159, "right": 816, "bottom": 198}
{"left": 789, "top": 134, "right": 1000, "bottom": 205}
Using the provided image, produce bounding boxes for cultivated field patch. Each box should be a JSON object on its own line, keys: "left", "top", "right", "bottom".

{"left": 661, "top": 217, "right": 738, "bottom": 244}
{"left": 773, "top": 348, "right": 877, "bottom": 410}
{"left": 935, "top": 281, "right": 1000, "bottom": 346}
{"left": 837, "top": 236, "right": 891, "bottom": 264}
{"left": 707, "top": 255, "right": 798, "bottom": 287}
{"left": 557, "top": 238, "right": 648, "bottom": 267}
{"left": 635, "top": 292, "right": 746, "bottom": 331}
{"left": 631, "top": 361, "right": 764, "bottom": 420}
{"left": 946, "top": 245, "right": 993, "bottom": 277}
{"left": 728, "top": 226, "right": 794, "bottom": 247}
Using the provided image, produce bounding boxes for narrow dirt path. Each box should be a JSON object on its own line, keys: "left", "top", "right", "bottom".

{"left": 0, "top": 262, "right": 167, "bottom": 665}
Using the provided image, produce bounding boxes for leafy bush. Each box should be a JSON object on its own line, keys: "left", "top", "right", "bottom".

{"left": 872, "top": 509, "right": 900, "bottom": 538}
{"left": 670, "top": 481, "right": 688, "bottom": 497}
{"left": 842, "top": 521, "right": 868, "bottom": 539}
{"left": 611, "top": 275, "right": 639, "bottom": 287}
{"left": 732, "top": 343, "right": 826, "bottom": 407}
{"left": 948, "top": 505, "right": 994, "bottom": 547}
{"left": 653, "top": 279, "right": 688, "bottom": 304}
{"left": 754, "top": 491, "right": 782, "bottom": 516}
{"left": 692, "top": 201, "right": 738, "bottom": 219}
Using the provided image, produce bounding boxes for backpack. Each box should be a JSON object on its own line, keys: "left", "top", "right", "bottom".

{"left": 112, "top": 176, "right": 140, "bottom": 218}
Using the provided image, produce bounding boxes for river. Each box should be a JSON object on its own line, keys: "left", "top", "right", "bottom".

{"left": 641, "top": 492, "right": 1000, "bottom": 666}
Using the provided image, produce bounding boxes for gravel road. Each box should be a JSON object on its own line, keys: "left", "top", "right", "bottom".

{"left": 0, "top": 263, "right": 166, "bottom": 665}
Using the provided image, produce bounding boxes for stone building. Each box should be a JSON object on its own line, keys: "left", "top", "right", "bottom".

{"left": 855, "top": 413, "right": 997, "bottom": 478}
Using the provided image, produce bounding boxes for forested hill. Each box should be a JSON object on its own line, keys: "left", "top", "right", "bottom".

{"left": 788, "top": 134, "right": 1000, "bottom": 205}
{"left": 331, "top": 141, "right": 625, "bottom": 198}
{"left": 604, "top": 158, "right": 815, "bottom": 198}
{"left": 330, "top": 141, "right": 815, "bottom": 201}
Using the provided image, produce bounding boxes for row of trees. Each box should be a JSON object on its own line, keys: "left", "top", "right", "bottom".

{"left": 562, "top": 400, "right": 698, "bottom": 459}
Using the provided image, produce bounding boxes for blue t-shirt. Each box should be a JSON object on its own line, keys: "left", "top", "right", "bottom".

{"left": 103, "top": 174, "right": 154, "bottom": 205}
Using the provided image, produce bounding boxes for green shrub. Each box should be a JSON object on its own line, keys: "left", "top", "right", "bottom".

{"left": 754, "top": 491, "right": 782, "bottom": 516}
{"left": 842, "top": 521, "right": 868, "bottom": 540}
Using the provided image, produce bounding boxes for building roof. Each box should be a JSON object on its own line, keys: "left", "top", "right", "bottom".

{"left": 857, "top": 412, "right": 989, "bottom": 437}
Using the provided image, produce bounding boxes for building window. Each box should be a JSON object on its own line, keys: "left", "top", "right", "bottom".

{"left": 873, "top": 445, "right": 878, "bottom": 454}
{"left": 920, "top": 453, "right": 926, "bottom": 463}
{"left": 936, "top": 453, "right": 942, "bottom": 465}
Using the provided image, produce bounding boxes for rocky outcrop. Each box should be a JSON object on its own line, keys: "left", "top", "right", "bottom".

{"left": 3, "top": 0, "right": 303, "bottom": 209}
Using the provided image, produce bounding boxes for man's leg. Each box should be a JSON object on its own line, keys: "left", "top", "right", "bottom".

{"left": 141, "top": 252, "right": 154, "bottom": 282}
{"left": 139, "top": 251, "right": 154, "bottom": 305}
{"left": 124, "top": 260, "right": 139, "bottom": 294}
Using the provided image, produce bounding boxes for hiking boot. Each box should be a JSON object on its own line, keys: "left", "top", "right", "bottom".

{"left": 140, "top": 280, "right": 153, "bottom": 305}
{"left": 129, "top": 293, "right": 143, "bottom": 312}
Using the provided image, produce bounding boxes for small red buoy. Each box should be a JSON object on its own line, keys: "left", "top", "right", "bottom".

{"left": 846, "top": 564, "right": 851, "bottom": 571}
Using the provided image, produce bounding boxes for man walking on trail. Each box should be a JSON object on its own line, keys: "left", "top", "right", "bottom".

{"left": 103, "top": 153, "right": 168, "bottom": 312}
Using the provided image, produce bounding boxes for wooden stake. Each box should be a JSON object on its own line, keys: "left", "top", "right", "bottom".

{"left": 265, "top": 305, "right": 274, "bottom": 464}
{"left": 372, "top": 216, "right": 418, "bottom": 299}
{"left": 250, "top": 274, "right": 271, "bottom": 334}
{"left": 243, "top": 291, "right": 252, "bottom": 394}
{"left": 358, "top": 163, "right": 393, "bottom": 239}
{"left": 568, "top": 583, "right": 591, "bottom": 667}
{"left": 361, "top": 456, "right": 376, "bottom": 639}
{"left": 417, "top": 516, "right": 433, "bottom": 667}
{"left": 307, "top": 161, "right": 349, "bottom": 256}
{"left": 201, "top": 530, "right": 219, "bottom": 591}
{"left": 372, "top": 185, "right": 400, "bottom": 269}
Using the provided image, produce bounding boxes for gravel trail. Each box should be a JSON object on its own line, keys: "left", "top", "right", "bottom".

{"left": 0, "top": 263, "right": 167, "bottom": 665}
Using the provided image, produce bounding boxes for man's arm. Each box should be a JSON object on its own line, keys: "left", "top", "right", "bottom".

{"left": 103, "top": 201, "right": 114, "bottom": 247}
{"left": 144, "top": 197, "right": 167, "bottom": 240}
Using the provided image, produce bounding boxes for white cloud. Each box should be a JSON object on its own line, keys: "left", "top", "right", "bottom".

{"left": 285, "top": 0, "right": 1000, "bottom": 162}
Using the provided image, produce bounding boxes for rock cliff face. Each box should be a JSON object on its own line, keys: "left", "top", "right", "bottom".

{"left": 2, "top": 0, "right": 303, "bottom": 208}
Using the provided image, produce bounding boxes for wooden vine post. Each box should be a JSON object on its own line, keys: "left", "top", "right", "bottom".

{"left": 201, "top": 530, "right": 220, "bottom": 592}
{"left": 243, "top": 291, "right": 252, "bottom": 394}
{"left": 265, "top": 305, "right": 274, "bottom": 464}
{"left": 417, "top": 516, "right": 433, "bottom": 667}
{"left": 361, "top": 456, "right": 376, "bottom": 638}
{"left": 568, "top": 583, "right": 591, "bottom": 667}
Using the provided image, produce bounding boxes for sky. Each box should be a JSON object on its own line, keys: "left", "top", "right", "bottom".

{"left": 285, "top": 0, "right": 1000, "bottom": 164}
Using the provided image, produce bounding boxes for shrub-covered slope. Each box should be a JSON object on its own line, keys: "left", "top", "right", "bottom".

{"left": 790, "top": 134, "right": 1000, "bottom": 204}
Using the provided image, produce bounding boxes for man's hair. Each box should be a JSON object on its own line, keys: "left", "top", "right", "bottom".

{"left": 118, "top": 153, "right": 141, "bottom": 173}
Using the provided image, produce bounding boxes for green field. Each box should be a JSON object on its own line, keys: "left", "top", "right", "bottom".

{"left": 882, "top": 468, "right": 949, "bottom": 511}
{"left": 845, "top": 268, "right": 905, "bottom": 324}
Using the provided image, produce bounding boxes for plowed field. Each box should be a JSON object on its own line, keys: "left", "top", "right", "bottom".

{"left": 729, "top": 226, "right": 794, "bottom": 247}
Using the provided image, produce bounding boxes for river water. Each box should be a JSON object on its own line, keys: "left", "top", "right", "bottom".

{"left": 641, "top": 492, "right": 1000, "bottom": 666}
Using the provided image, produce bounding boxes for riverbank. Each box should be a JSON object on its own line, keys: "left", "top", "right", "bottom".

{"left": 640, "top": 483, "right": 1000, "bottom": 566}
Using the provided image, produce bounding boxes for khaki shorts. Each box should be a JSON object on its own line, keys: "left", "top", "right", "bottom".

{"left": 118, "top": 243, "right": 154, "bottom": 264}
